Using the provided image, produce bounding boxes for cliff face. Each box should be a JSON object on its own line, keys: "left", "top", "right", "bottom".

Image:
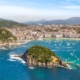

{"left": 21, "top": 45, "right": 68, "bottom": 68}
{"left": 21, "top": 54, "right": 68, "bottom": 68}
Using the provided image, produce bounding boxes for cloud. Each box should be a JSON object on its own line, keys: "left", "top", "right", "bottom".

{"left": 0, "top": 5, "right": 80, "bottom": 22}
{"left": 63, "top": 6, "right": 80, "bottom": 9}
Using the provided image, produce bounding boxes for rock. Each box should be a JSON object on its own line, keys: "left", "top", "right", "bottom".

{"left": 21, "top": 45, "right": 69, "bottom": 68}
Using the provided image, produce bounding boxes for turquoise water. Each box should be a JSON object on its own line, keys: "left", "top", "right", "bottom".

{"left": 0, "top": 38, "right": 80, "bottom": 80}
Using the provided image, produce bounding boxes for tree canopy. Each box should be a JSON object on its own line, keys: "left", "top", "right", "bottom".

{"left": 25, "top": 45, "right": 58, "bottom": 63}
{"left": 0, "top": 28, "right": 17, "bottom": 42}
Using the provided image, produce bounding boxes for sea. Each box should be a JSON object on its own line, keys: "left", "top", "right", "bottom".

{"left": 0, "top": 38, "right": 80, "bottom": 80}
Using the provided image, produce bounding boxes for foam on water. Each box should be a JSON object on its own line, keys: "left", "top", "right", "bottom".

{"left": 22, "top": 45, "right": 28, "bottom": 48}
{"left": 66, "top": 42, "right": 70, "bottom": 46}
{"left": 52, "top": 50, "right": 58, "bottom": 51}
{"left": 76, "top": 64, "right": 80, "bottom": 67}
{"left": 54, "top": 44, "right": 56, "bottom": 46}
{"left": 59, "top": 43, "right": 61, "bottom": 45}
{"left": 72, "top": 43, "right": 76, "bottom": 45}
{"left": 29, "top": 67, "right": 35, "bottom": 69}
{"left": 8, "top": 52, "right": 26, "bottom": 65}
{"left": 0, "top": 47, "right": 8, "bottom": 50}
{"left": 70, "top": 53, "right": 74, "bottom": 56}
{"left": 70, "top": 53, "right": 79, "bottom": 60}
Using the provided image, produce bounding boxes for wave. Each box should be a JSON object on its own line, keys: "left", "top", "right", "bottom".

{"left": 76, "top": 64, "right": 80, "bottom": 67}
{"left": 54, "top": 44, "right": 56, "bottom": 46}
{"left": 8, "top": 52, "right": 26, "bottom": 65}
{"left": 29, "top": 67, "right": 35, "bottom": 69}
{"left": 70, "top": 53, "right": 79, "bottom": 60}
{"left": 70, "top": 53, "right": 74, "bottom": 56}
{"left": 59, "top": 44, "right": 61, "bottom": 45}
{"left": 58, "top": 64, "right": 72, "bottom": 70}
{"left": 52, "top": 50, "right": 58, "bottom": 51}
{"left": 48, "top": 41, "right": 51, "bottom": 44}
{"left": 0, "top": 47, "right": 8, "bottom": 50}
{"left": 74, "top": 55, "right": 79, "bottom": 60}
{"left": 22, "top": 45, "right": 28, "bottom": 48}
{"left": 72, "top": 43, "right": 76, "bottom": 45}
{"left": 66, "top": 42, "right": 70, "bottom": 46}
{"left": 65, "top": 59, "right": 68, "bottom": 61}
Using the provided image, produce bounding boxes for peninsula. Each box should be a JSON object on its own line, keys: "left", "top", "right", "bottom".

{"left": 21, "top": 45, "right": 68, "bottom": 68}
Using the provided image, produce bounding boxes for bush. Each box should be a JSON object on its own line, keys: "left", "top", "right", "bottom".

{"left": 0, "top": 28, "right": 17, "bottom": 42}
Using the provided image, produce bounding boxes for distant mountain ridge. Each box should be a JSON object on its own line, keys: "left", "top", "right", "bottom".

{"left": 24, "top": 17, "right": 80, "bottom": 25}
{"left": 0, "top": 17, "right": 80, "bottom": 26}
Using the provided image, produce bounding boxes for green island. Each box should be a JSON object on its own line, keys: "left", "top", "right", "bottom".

{"left": 21, "top": 45, "right": 68, "bottom": 68}
{"left": 0, "top": 28, "right": 17, "bottom": 43}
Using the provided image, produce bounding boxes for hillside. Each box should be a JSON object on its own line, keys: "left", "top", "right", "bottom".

{"left": 24, "top": 17, "right": 80, "bottom": 25}
{"left": 0, "top": 19, "right": 27, "bottom": 28}
{"left": 21, "top": 45, "right": 68, "bottom": 68}
{"left": 0, "top": 28, "right": 17, "bottom": 43}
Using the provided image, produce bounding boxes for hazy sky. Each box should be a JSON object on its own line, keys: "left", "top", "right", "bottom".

{"left": 0, "top": 0, "right": 80, "bottom": 22}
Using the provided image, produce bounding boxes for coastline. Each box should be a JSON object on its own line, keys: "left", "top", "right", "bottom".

{"left": 42, "top": 37, "right": 80, "bottom": 41}
{"left": 0, "top": 37, "right": 80, "bottom": 47}
{"left": 0, "top": 39, "right": 32, "bottom": 47}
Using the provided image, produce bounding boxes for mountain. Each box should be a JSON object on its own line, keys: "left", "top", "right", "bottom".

{"left": 0, "top": 18, "right": 27, "bottom": 27}
{"left": 0, "top": 18, "right": 4, "bottom": 20}
{"left": 24, "top": 17, "right": 80, "bottom": 25}
{"left": 24, "top": 19, "right": 47, "bottom": 25}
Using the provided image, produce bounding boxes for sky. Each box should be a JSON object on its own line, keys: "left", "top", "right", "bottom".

{"left": 0, "top": 0, "right": 80, "bottom": 22}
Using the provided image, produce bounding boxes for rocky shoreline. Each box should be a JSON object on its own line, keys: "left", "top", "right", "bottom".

{"left": 14, "top": 54, "right": 69, "bottom": 69}
{"left": 21, "top": 54, "right": 68, "bottom": 68}
{"left": 0, "top": 40, "right": 31, "bottom": 47}
{"left": 19, "top": 45, "right": 69, "bottom": 69}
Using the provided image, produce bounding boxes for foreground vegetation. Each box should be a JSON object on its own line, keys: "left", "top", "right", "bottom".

{"left": 0, "top": 20, "right": 27, "bottom": 28}
{"left": 0, "top": 28, "right": 17, "bottom": 43}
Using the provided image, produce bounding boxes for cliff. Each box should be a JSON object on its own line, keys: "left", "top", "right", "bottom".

{"left": 21, "top": 45, "right": 68, "bottom": 68}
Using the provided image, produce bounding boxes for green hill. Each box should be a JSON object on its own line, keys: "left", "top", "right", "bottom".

{"left": 21, "top": 45, "right": 67, "bottom": 67}
{"left": 26, "top": 45, "right": 57, "bottom": 63}
{"left": 0, "top": 28, "right": 17, "bottom": 43}
{"left": 21, "top": 45, "right": 68, "bottom": 68}
{"left": 0, "top": 20, "right": 27, "bottom": 28}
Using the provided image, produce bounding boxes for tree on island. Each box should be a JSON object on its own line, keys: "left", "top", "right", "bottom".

{"left": 21, "top": 45, "right": 68, "bottom": 68}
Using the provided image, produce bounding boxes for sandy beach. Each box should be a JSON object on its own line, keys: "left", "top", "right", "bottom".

{"left": 43, "top": 37, "right": 80, "bottom": 41}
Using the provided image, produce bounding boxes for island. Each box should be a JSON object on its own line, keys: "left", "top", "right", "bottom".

{"left": 21, "top": 45, "right": 68, "bottom": 68}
